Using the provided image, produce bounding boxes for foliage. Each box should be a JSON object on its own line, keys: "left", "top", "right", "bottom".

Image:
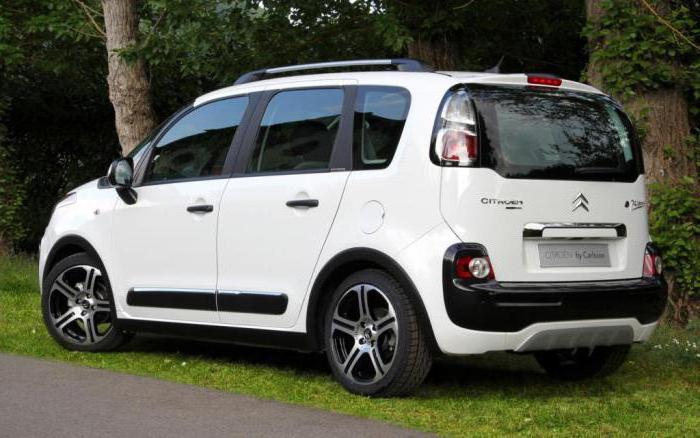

{"left": 1, "top": 252, "right": 699, "bottom": 435}
{"left": 377, "top": 0, "right": 587, "bottom": 78}
{"left": 0, "top": 98, "right": 26, "bottom": 249}
{"left": 583, "top": 0, "right": 700, "bottom": 107}
{"left": 649, "top": 177, "right": 700, "bottom": 321}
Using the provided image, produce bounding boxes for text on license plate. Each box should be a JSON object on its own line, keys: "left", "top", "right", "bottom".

{"left": 538, "top": 244, "right": 611, "bottom": 268}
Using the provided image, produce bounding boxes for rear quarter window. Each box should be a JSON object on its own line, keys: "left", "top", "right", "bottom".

{"left": 352, "top": 86, "right": 410, "bottom": 170}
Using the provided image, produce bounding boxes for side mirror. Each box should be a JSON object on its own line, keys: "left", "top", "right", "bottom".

{"left": 107, "top": 157, "right": 134, "bottom": 187}
{"left": 107, "top": 157, "right": 137, "bottom": 205}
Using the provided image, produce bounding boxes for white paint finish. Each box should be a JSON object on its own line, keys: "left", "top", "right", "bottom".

{"left": 108, "top": 179, "right": 228, "bottom": 323}
{"left": 440, "top": 168, "right": 649, "bottom": 282}
{"left": 359, "top": 201, "right": 384, "bottom": 234}
{"left": 216, "top": 172, "right": 349, "bottom": 328}
{"left": 39, "top": 179, "right": 118, "bottom": 289}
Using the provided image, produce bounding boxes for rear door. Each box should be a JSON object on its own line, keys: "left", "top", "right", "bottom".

{"left": 440, "top": 85, "right": 648, "bottom": 282}
{"left": 216, "top": 85, "right": 353, "bottom": 328}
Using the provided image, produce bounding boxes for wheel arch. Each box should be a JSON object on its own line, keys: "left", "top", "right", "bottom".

{"left": 305, "top": 247, "right": 438, "bottom": 352}
{"left": 43, "top": 235, "right": 105, "bottom": 291}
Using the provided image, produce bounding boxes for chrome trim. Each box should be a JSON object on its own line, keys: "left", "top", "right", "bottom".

{"left": 132, "top": 287, "right": 215, "bottom": 294}
{"left": 217, "top": 290, "right": 286, "bottom": 297}
{"left": 523, "top": 222, "right": 626, "bottom": 239}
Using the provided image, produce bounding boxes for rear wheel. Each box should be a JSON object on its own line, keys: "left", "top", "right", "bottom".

{"left": 323, "top": 269, "right": 432, "bottom": 397}
{"left": 535, "top": 345, "right": 631, "bottom": 380}
{"left": 42, "top": 252, "right": 130, "bottom": 352}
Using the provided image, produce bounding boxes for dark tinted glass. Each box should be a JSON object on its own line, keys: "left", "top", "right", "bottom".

{"left": 353, "top": 87, "right": 410, "bottom": 170}
{"left": 144, "top": 97, "right": 248, "bottom": 182}
{"left": 247, "top": 89, "right": 343, "bottom": 173}
{"left": 470, "top": 85, "right": 640, "bottom": 182}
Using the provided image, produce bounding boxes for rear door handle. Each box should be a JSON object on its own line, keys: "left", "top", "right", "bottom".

{"left": 187, "top": 204, "right": 214, "bottom": 213}
{"left": 286, "top": 199, "right": 319, "bottom": 208}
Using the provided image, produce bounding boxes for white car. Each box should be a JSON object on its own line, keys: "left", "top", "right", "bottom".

{"left": 40, "top": 59, "right": 667, "bottom": 396}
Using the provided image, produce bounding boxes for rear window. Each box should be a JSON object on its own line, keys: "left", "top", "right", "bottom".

{"left": 469, "top": 85, "right": 641, "bottom": 182}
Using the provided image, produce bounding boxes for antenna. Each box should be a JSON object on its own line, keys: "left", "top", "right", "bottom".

{"left": 484, "top": 56, "right": 505, "bottom": 74}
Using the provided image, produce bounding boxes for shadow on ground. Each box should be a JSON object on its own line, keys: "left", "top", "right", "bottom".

{"left": 118, "top": 334, "right": 615, "bottom": 398}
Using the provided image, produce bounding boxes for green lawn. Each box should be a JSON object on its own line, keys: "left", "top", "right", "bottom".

{"left": 1, "top": 254, "right": 698, "bottom": 436}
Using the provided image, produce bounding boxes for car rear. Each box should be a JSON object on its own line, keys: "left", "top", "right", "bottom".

{"left": 433, "top": 75, "right": 667, "bottom": 348}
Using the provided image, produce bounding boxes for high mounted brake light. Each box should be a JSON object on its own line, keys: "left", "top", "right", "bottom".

{"left": 526, "top": 75, "right": 562, "bottom": 87}
{"left": 435, "top": 90, "right": 478, "bottom": 167}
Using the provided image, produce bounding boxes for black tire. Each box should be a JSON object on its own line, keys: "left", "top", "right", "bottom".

{"left": 534, "top": 345, "right": 631, "bottom": 381}
{"left": 323, "top": 269, "right": 432, "bottom": 397}
{"left": 42, "top": 252, "right": 131, "bottom": 352}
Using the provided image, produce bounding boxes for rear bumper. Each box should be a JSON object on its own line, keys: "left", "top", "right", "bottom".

{"left": 444, "top": 277, "right": 667, "bottom": 332}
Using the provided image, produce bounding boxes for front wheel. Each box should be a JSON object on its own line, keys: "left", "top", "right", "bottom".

{"left": 42, "top": 252, "right": 130, "bottom": 352}
{"left": 323, "top": 269, "right": 432, "bottom": 397}
{"left": 534, "top": 345, "right": 631, "bottom": 380}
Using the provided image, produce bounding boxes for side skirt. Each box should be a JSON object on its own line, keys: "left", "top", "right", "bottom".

{"left": 114, "top": 318, "right": 316, "bottom": 352}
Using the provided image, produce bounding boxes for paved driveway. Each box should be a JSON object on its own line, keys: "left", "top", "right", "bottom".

{"left": 0, "top": 354, "right": 429, "bottom": 437}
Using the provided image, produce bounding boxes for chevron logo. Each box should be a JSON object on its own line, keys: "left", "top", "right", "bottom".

{"left": 572, "top": 192, "right": 589, "bottom": 212}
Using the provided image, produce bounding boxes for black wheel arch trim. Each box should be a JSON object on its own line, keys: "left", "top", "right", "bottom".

{"left": 305, "top": 247, "right": 438, "bottom": 352}
{"left": 44, "top": 235, "right": 105, "bottom": 286}
{"left": 42, "top": 234, "right": 119, "bottom": 325}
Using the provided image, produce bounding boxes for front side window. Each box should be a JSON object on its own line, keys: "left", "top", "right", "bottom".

{"left": 246, "top": 88, "right": 343, "bottom": 173}
{"left": 144, "top": 97, "right": 248, "bottom": 183}
{"left": 470, "top": 85, "right": 640, "bottom": 182}
{"left": 353, "top": 86, "right": 410, "bottom": 170}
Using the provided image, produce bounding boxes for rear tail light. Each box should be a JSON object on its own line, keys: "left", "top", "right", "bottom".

{"left": 434, "top": 89, "right": 478, "bottom": 167}
{"left": 455, "top": 255, "right": 495, "bottom": 280}
{"left": 643, "top": 243, "right": 663, "bottom": 278}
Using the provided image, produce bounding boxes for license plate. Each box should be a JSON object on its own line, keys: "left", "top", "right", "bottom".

{"left": 538, "top": 244, "right": 611, "bottom": 268}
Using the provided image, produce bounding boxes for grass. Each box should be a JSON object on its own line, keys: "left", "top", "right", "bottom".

{"left": 1, "top": 254, "right": 698, "bottom": 437}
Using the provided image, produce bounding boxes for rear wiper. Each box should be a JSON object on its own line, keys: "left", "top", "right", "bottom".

{"left": 574, "top": 167, "right": 625, "bottom": 175}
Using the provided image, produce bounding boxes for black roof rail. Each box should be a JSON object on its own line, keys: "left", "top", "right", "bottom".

{"left": 234, "top": 58, "right": 434, "bottom": 85}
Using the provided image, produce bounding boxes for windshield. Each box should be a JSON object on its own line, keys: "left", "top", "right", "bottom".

{"left": 469, "top": 85, "right": 642, "bottom": 182}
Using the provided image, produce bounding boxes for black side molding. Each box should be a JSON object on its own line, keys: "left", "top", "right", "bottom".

{"left": 126, "top": 288, "right": 288, "bottom": 315}
{"left": 217, "top": 291, "right": 288, "bottom": 315}
{"left": 127, "top": 288, "right": 216, "bottom": 311}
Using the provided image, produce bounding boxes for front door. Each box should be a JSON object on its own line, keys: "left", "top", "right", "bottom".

{"left": 217, "top": 87, "right": 351, "bottom": 328}
{"left": 109, "top": 96, "right": 250, "bottom": 323}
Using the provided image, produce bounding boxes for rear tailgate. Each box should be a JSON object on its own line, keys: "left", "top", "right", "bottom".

{"left": 441, "top": 168, "right": 648, "bottom": 282}
{"left": 439, "top": 84, "right": 649, "bottom": 282}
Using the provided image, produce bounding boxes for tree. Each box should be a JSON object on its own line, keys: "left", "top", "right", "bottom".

{"left": 101, "top": 0, "right": 158, "bottom": 155}
{"left": 584, "top": 0, "right": 697, "bottom": 183}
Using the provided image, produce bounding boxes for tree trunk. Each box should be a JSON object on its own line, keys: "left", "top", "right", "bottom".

{"left": 102, "top": 0, "right": 157, "bottom": 156}
{"left": 585, "top": 0, "right": 695, "bottom": 184}
{"left": 407, "top": 37, "right": 455, "bottom": 70}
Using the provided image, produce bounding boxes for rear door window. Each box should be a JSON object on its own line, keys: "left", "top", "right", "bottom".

{"left": 470, "top": 85, "right": 640, "bottom": 182}
{"left": 353, "top": 86, "right": 410, "bottom": 170}
{"left": 246, "top": 88, "right": 343, "bottom": 173}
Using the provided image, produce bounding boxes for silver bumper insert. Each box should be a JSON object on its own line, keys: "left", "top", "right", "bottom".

{"left": 514, "top": 325, "right": 634, "bottom": 352}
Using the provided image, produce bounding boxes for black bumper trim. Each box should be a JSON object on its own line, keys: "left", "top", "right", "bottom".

{"left": 444, "top": 277, "right": 667, "bottom": 332}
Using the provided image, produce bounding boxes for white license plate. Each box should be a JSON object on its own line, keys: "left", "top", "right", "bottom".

{"left": 538, "top": 244, "right": 611, "bottom": 268}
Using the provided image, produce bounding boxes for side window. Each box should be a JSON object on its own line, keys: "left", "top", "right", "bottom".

{"left": 353, "top": 86, "right": 410, "bottom": 170}
{"left": 246, "top": 88, "right": 343, "bottom": 173}
{"left": 144, "top": 97, "right": 248, "bottom": 183}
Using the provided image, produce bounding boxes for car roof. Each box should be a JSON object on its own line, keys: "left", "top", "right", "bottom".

{"left": 194, "top": 70, "right": 604, "bottom": 107}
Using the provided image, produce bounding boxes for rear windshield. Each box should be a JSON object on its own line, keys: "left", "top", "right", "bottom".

{"left": 469, "top": 85, "right": 641, "bottom": 182}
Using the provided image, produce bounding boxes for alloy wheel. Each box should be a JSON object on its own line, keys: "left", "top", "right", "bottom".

{"left": 329, "top": 284, "right": 398, "bottom": 385}
{"left": 48, "top": 264, "right": 113, "bottom": 344}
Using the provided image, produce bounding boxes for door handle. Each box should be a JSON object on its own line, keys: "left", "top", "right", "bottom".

{"left": 286, "top": 199, "right": 319, "bottom": 208}
{"left": 187, "top": 204, "right": 214, "bottom": 213}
